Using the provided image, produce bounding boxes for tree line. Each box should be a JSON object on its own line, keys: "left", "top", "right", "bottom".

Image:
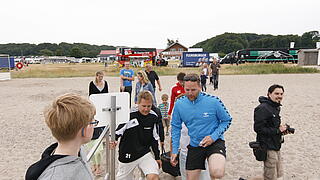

{"left": 192, "top": 31, "right": 320, "bottom": 57}
{"left": 0, "top": 42, "right": 116, "bottom": 58}
{"left": 1, "top": 31, "right": 318, "bottom": 58}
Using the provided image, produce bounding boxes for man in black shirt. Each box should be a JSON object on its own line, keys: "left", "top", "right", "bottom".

{"left": 145, "top": 64, "right": 162, "bottom": 93}
{"left": 110, "top": 91, "right": 161, "bottom": 180}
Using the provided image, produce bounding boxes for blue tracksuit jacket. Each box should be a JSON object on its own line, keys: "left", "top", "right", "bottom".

{"left": 171, "top": 92, "right": 232, "bottom": 154}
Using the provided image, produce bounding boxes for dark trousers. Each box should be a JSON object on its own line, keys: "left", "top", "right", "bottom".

{"left": 201, "top": 83, "right": 207, "bottom": 92}
{"left": 121, "top": 86, "right": 132, "bottom": 107}
{"left": 212, "top": 74, "right": 219, "bottom": 89}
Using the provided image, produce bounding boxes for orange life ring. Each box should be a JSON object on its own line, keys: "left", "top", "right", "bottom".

{"left": 16, "top": 62, "right": 23, "bottom": 69}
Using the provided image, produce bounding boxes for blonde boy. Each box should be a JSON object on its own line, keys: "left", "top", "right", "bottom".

{"left": 158, "top": 94, "right": 170, "bottom": 136}
{"left": 26, "top": 93, "right": 96, "bottom": 180}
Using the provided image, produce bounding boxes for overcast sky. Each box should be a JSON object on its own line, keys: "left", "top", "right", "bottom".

{"left": 0, "top": 0, "right": 319, "bottom": 49}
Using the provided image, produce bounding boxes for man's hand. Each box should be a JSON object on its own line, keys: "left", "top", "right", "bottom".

{"left": 156, "top": 160, "right": 162, "bottom": 169}
{"left": 170, "top": 153, "right": 178, "bottom": 167}
{"left": 109, "top": 141, "right": 118, "bottom": 149}
{"left": 199, "top": 136, "right": 214, "bottom": 147}
{"left": 120, "top": 86, "right": 125, "bottom": 92}
{"left": 159, "top": 87, "right": 162, "bottom": 91}
{"left": 279, "top": 124, "right": 287, "bottom": 133}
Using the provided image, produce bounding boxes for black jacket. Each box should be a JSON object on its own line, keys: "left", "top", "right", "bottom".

{"left": 88, "top": 80, "right": 108, "bottom": 96}
{"left": 115, "top": 109, "right": 160, "bottom": 163}
{"left": 200, "top": 75, "right": 208, "bottom": 84}
{"left": 25, "top": 143, "right": 67, "bottom": 180}
{"left": 254, "top": 96, "right": 283, "bottom": 151}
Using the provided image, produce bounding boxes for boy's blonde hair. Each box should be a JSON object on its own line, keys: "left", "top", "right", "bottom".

{"left": 161, "top": 94, "right": 169, "bottom": 101}
{"left": 137, "top": 91, "right": 153, "bottom": 104}
{"left": 45, "top": 93, "right": 96, "bottom": 142}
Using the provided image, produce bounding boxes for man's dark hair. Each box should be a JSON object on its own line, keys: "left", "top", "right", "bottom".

{"left": 183, "top": 73, "right": 200, "bottom": 85}
{"left": 177, "top": 72, "right": 186, "bottom": 81}
{"left": 268, "top": 84, "right": 284, "bottom": 94}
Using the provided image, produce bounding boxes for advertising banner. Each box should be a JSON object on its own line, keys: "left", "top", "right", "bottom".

{"left": 182, "top": 52, "right": 209, "bottom": 67}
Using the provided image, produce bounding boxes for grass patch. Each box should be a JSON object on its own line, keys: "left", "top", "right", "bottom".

{"left": 11, "top": 63, "right": 319, "bottom": 78}
{"left": 222, "top": 64, "right": 319, "bottom": 75}
{"left": 11, "top": 63, "right": 202, "bottom": 78}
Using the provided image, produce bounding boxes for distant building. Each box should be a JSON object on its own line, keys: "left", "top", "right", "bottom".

{"left": 160, "top": 42, "right": 188, "bottom": 60}
{"left": 298, "top": 49, "right": 320, "bottom": 66}
{"left": 98, "top": 50, "right": 116, "bottom": 62}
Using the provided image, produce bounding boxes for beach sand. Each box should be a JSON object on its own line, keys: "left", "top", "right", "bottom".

{"left": 0, "top": 74, "right": 320, "bottom": 180}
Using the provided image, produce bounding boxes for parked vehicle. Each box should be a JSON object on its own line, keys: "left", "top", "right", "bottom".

{"left": 156, "top": 59, "right": 168, "bottom": 66}
{"left": 220, "top": 48, "right": 299, "bottom": 64}
{"left": 116, "top": 47, "right": 157, "bottom": 67}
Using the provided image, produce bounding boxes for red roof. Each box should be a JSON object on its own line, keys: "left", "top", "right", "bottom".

{"left": 100, "top": 50, "right": 116, "bottom": 55}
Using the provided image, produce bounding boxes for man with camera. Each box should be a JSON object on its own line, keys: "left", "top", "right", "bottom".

{"left": 253, "top": 84, "right": 294, "bottom": 180}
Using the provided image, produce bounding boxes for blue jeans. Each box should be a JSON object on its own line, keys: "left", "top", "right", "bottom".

{"left": 179, "top": 151, "right": 210, "bottom": 180}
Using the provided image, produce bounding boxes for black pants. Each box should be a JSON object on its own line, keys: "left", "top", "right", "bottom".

{"left": 212, "top": 74, "right": 219, "bottom": 89}
{"left": 121, "top": 86, "right": 132, "bottom": 107}
{"left": 201, "top": 83, "right": 206, "bottom": 92}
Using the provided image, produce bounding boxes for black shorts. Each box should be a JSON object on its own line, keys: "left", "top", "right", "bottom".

{"left": 186, "top": 139, "right": 226, "bottom": 170}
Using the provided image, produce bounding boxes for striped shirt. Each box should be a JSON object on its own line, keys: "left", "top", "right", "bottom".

{"left": 158, "top": 102, "right": 169, "bottom": 119}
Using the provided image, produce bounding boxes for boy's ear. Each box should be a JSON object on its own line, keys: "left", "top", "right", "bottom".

{"left": 81, "top": 126, "right": 92, "bottom": 138}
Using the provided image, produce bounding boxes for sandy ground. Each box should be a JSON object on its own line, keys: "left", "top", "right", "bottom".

{"left": 0, "top": 74, "right": 320, "bottom": 180}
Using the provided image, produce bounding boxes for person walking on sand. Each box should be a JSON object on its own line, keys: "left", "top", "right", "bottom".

{"left": 247, "top": 84, "right": 292, "bottom": 180}
{"left": 145, "top": 63, "right": 162, "bottom": 94}
{"left": 88, "top": 71, "right": 108, "bottom": 176}
{"left": 170, "top": 73, "right": 232, "bottom": 180}
{"left": 135, "top": 70, "right": 156, "bottom": 106}
{"left": 120, "top": 61, "right": 135, "bottom": 107}
{"left": 158, "top": 94, "right": 170, "bottom": 136}
{"left": 200, "top": 71, "right": 208, "bottom": 92}
{"left": 168, "top": 72, "right": 186, "bottom": 118}
{"left": 110, "top": 91, "right": 161, "bottom": 180}
{"left": 210, "top": 58, "right": 220, "bottom": 90}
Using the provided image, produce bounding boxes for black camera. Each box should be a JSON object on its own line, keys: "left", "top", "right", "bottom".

{"left": 284, "top": 124, "right": 295, "bottom": 134}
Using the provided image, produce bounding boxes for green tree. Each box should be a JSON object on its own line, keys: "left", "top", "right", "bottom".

{"left": 192, "top": 31, "right": 319, "bottom": 54}
{"left": 55, "top": 49, "right": 64, "bottom": 56}
{"left": 301, "top": 31, "right": 319, "bottom": 48}
{"left": 39, "top": 49, "right": 53, "bottom": 56}
{"left": 88, "top": 50, "right": 99, "bottom": 58}
{"left": 70, "top": 46, "right": 83, "bottom": 58}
